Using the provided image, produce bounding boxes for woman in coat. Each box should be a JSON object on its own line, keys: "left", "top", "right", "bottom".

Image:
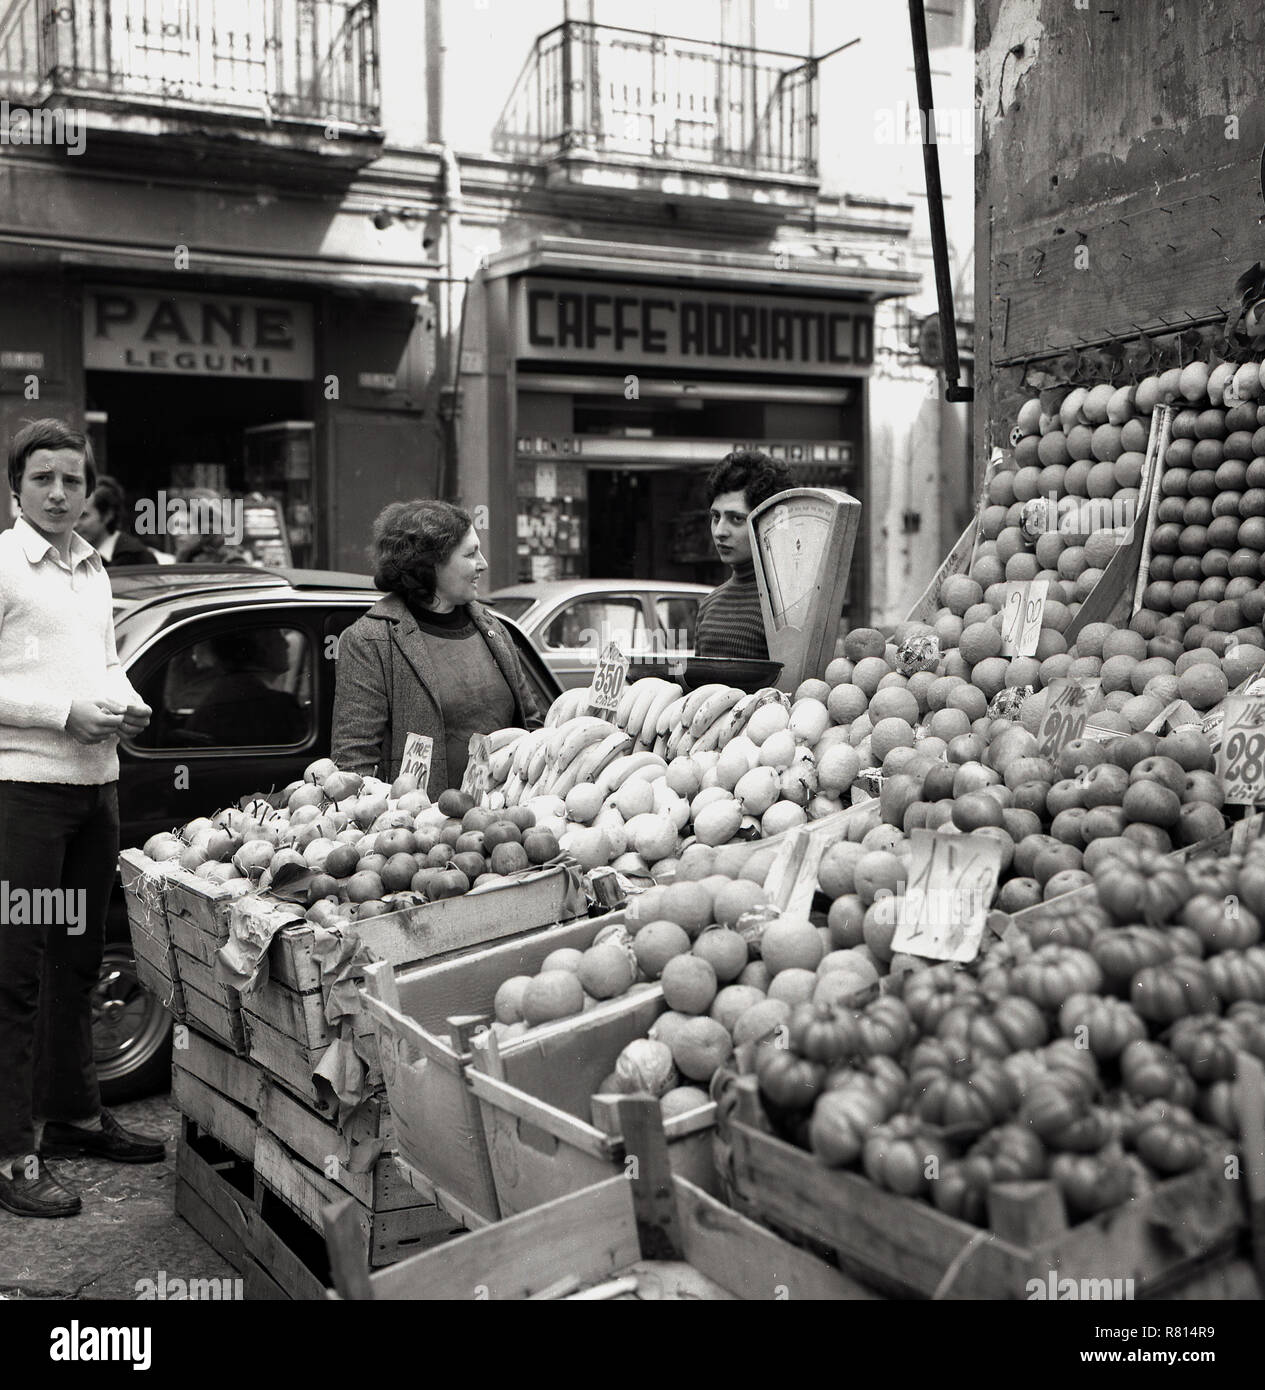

{"left": 332, "top": 500, "right": 543, "bottom": 793}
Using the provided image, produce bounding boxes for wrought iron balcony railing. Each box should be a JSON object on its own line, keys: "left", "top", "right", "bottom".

{"left": 495, "top": 21, "right": 817, "bottom": 181}
{"left": 0, "top": 0, "right": 380, "bottom": 127}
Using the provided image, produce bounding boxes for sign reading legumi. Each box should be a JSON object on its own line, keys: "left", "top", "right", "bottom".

{"left": 84, "top": 286, "right": 313, "bottom": 379}
{"left": 514, "top": 278, "right": 874, "bottom": 374}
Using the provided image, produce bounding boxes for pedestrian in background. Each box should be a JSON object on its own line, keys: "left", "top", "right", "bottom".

{"left": 0, "top": 418, "right": 163, "bottom": 1221}
{"left": 332, "top": 499, "right": 543, "bottom": 793}
{"left": 695, "top": 449, "right": 796, "bottom": 661}
{"left": 75, "top": 476, "right": 158, "bottom": 567}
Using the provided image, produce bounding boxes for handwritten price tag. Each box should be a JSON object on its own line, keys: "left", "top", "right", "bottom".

{"left": 999, "top": 580, "right": 1047, "bottom": 658}
{"left": 890, "top": 829, "right": 1006, "bottom": 964}
{"left": 1219, "top": 696, "right": 1265, "bottom": 806}
{"left": 587, "top": 642, "right": 630, "bottom": 719}
{"left": 1037, "top": 677, "right": 1101, "bottom": 759}
{"left": 462, "top": 733, "right": 493, "bottom": 800}
{"left": 400, "top": 732, "right": 434, "bottom": 789}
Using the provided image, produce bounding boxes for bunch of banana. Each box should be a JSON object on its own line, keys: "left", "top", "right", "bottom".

{"left": 593, "top": 749, "right": 668, "bottom": 802}
{"left": 644, "top": 682, "right": 740, "bottom": 760}
{"left": 543, "top": 686, "right": 592, "bottom": 728}
{"left": 614, "top": 677, "right": 684, "bottom": 749}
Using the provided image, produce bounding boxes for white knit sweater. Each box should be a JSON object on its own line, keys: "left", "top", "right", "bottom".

{"left": 0, "top": 516, "right": 140, "bottom": 785}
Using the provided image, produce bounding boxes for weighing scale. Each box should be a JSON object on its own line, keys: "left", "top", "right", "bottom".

{"left": 749, "top": 487, "right": 862, "bottom": 693}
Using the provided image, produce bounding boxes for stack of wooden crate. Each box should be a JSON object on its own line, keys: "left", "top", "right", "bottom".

{"left": 121, "top": 846, "right": 590, "bottom": 1296}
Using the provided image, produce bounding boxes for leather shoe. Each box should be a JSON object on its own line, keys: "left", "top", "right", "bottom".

{"left": 0, "top": 1164, "right": 82, "bottom": 1218}
{"left": 41, "top": 1110, "right": 166, "bottom": 1165}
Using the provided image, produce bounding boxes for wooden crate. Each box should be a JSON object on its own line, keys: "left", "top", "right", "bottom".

{"left": 171, "top": 1028, "right": 261, "bottom": 1161}
{"left": 321, "top": 1096, "right": 873, "bottom": 1301}
{"left": 358, "top": 911, "right": 636, "bottom": 1227}
{"left": 718, "top": 1076, "right": 1245, "bottom": 1300}
{"left": 252, "top": 1128, "right": 457, "bottom": 1269}
{"left": 118, "top": 847, "right": 185, "bottom": 1018}
{"left": 465, "top": 994, "right": 720, "bottom": 1219}
{"left": 175, "top": 1120, "right": 329, "bottom": 1302}
{"left": 162, "top": 866, "right": 248, "bottom": 1053}
{"left": 235, "top": 863, "right": 583, "bottom": 1114}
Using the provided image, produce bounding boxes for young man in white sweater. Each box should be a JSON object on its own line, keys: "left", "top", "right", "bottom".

{"left": 0, "top": 419, "right": 163, "bottom": 1219}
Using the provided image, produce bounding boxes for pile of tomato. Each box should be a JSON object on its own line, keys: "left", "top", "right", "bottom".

{"left": 752, "top": 839, "right": 1265, "bottom": 1226}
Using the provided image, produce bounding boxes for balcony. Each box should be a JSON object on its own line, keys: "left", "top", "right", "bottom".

{"left": 495, "top": 21, "right": 818, "bottom": 206}
{"left": 0, "top": 0, "right": 380, "bottom": 149}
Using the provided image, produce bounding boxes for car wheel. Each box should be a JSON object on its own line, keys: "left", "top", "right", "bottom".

{"left": 93, "top": 943, "right": 173, "bottom": 1103}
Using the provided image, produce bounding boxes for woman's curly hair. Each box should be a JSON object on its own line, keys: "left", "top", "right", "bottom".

{"left": 705, "top": 449, "right": 795, "bottom": 513}
{"left": 371, "top": 499, "right": 473, "bottom": 605}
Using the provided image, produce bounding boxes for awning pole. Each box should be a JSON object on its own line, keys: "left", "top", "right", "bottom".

{"left": 907, "top": 0, "right": 973, "bottom": 403}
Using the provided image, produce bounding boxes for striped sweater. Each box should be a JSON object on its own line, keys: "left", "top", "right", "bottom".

{"left": 694, "top": 560, "right": 769, "bottom": 660}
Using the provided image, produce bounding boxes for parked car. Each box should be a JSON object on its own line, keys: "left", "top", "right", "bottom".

{"left": 483, "top": 579, "right": 712, "bottom": 689}
{"left": 99, "top": 565, "right": 562, "bottom": 1101}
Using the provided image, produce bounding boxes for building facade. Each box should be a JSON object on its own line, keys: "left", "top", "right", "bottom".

{"left": 0, "top": 0, "right": 973, "bottom": 618}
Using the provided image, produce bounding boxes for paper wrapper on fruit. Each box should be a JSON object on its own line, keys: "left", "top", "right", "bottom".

{"left": 1020, "top": 496, "right": 1051, "bottom": 543}
{"left": 897, "top": 633, "right": 940, "bottom": 676}
{"left": 987, "top": 685, "right": 1034, "bottom": 721}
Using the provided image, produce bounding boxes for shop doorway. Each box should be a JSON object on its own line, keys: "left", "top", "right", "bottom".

{"left": 85, "top": 371, "right": 313, "bottom": 564}
{"left": 587, "top": 467, "right": 727, "bottom": 586}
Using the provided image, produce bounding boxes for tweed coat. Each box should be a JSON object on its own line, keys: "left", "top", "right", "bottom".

{"left": 331, "top": 593, "right": 543, "bottom": 792}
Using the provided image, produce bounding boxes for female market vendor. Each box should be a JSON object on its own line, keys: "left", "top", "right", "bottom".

{"left": 332, "top": 499, "right": 543, "bottom": 794}
{"left": 694, "top": 449, "right": 796, "bottom": 660}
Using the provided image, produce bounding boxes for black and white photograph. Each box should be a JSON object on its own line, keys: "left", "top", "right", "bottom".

{"left": 0, "top": 0, "right": 1262, "bottom": 1351}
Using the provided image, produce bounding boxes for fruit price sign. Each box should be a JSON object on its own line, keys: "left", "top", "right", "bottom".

{"left": 1219, "top": 696, "right": 1265, "bottom": 806}
{"left": 463, "top": 733, "right": 493, "bottom": 800}
{"left": 400, "top": 732, "right": 434, "bottom": 788}
{"left": 1037, "top": 678, "right": 1101, "bottom": 759}
{"left": 891, "top": 829, "right": 1005, "bottom": 964}
{"left": 586, "top": 642, "right": 630, "bottom": 720}
{"left": 999, "top": 580, "right": 1047, "bottom": 658}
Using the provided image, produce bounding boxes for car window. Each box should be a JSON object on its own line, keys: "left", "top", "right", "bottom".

{"left": 656, "top": 596, "right": 700, "bottom": 647}
{"left": 542, "top": 598, "right": 646, "bottom": 651}
{"left": 132, "top": 624, "right": 314, "bottom": 750}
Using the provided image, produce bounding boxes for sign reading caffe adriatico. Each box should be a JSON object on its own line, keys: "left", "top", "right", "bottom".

{"left": 515, "top": 278, "right": 874, "bottom": 375}
{"left": 84, "top": 286, "right": 314, "bottom": 379}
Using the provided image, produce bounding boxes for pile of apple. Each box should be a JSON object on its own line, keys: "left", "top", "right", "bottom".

{"left": 745, "top": 836, "right": 1265, "bottom": 1229}
{"left": 140, "top": 757, "right": 561, "bottom": 925}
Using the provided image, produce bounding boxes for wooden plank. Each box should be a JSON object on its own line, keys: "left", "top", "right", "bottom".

{"left": 618, "top": 1095, "right": 683, "bottom": 1261}
{"left": 392, "top": 1156, "right": 494, "bottom": 1232}
{"left": 134, "top": 957, "right": 184, "bottom": 1017}
{"left": 172, "top": 1028, "right": 260, "bottom": 1108}
{"left": 322, "top": 1198, "right": 377, "bottom": 1302}
{"left": 240, "top": 1010, "right": 333, "bottom": 1107}
{"left": 254, "top": 1131, "right": 454, "bottom": 1268}
{"left": 257, "top": 1078, "right": 416, "bottom": 1212}
{"left": 172, "top": 1069, "right": 259, "bottom": 1161}
{"left": 174, "top": 951, "right": 246, "bottom": 1054}
{"left": 239, "top": 978, "right": 330, "bottom": 1052}
{"left": 726, "top": 1114, "right": 1023, "bottom": 1298}
{"left": 724, "top": 1107, "right": 1244, "bottom": 1298}
{"left": 366, "top": 1177, "right": 639, "bottom": 1300}
{"left": 176, "top": 1130, "right": 329, "bottom": 1300}
{"left": 987, "top": 1182, "right": 1068, "bottom": 1248}
{"left": 673, "top": 1179, "right": 876, "bottom": 1301}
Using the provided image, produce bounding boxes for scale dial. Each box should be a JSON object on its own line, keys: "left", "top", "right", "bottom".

{"left": 756, "top": 496, "right": 839, "bottom": 631}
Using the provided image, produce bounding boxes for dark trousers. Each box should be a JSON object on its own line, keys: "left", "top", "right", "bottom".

{"left": 0, "top": 780, "right": 118, "bottom": 1159}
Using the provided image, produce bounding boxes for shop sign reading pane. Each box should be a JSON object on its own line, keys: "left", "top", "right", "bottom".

{"left": 84, "top": 286, "right": 313, "bottom": 379}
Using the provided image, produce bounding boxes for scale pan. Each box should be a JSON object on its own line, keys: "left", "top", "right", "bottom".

{"left": 680, "top": 656, "right": 783, "bottom": 694}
